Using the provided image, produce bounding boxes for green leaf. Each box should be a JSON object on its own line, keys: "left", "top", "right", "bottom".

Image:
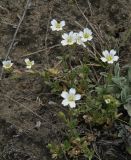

{"left": 121, "top": 87, "right": 127, "bottom": 102}
{"left": 126, "top": 145, "right": 131, "bottom": 155}
{"left": 128, "top": 67, "right": 131, "bottom": 83}
{"left": 114, "top": 63, "right": 120, "bottom": 77}
{"left": 112, "top": 77, "right": 126, "bottom": 88}
{"left": 126, "top": 95, "right": 131, "bottom": 102}
{"left": 124, "top": 103, "right": 131, "bottom": 116}
{"left": 63, "top": 140, "right": 71, "bottom": 151}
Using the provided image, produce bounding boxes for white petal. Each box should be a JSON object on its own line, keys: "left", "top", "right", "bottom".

{"left": 61, "top": 91, "right": 68, "bottom": 98}
{"left": 69, "top": 101, "right": 76, "bottom": 108}
{"left": 25, "top": 58, "right": 29, "bottom": 63}
{"left": 102, "top": 50, "right": 109, "bottom": 57}
{"left": 73, "top": 32, "right": 78, "bottom": 39}
{"left": 62, "top": 99, "right": 69, "bottom": 106}
{"left": 81, "top": 37, "right": 88, "bottom": 42}
{"left": 51, "top": 19, "right": 57, "bottom": 26}
{"left": 75, "top": 94, "right": 81, "bottom": 100}
{"left": 100, "top": 57, "right": 107, "bottom": 62}
{"left": 50, "top": 26, "right": 56, "bottom": 31}
{"left": 69, "top": 88, "right": 76, "bottom": 95}
{"left": 62, "top": 33, "right": 68, "bottom": 39}
{"left": 7, "top": 60, "right": 11, "bottom": 63}
{"left": 32, "top": 61, "right": 34, "bottom": 65}
{"left": 79, "top": 31, "right": 83, "bottom": 37}
{"left": 110, "top": 49, "right": 116, "bottom": 56}
{"left": 2, "top": 61, "right": 6, "bottom": 65}
{"left": 108, "top": 60, "right": 114, "bottom": 64}
{"left": 60, "top": 21, "right": 65, "bottom": 27}
{"left": 26, "top": 65, "right": 31, "bottom": 69}
{"left": 113, "top": 56, "right": 119, "bottom": 61}
{"left": 56, "top": 28, "right": 62, "bottom": 31}
{"left": 69, "top": 31, "right": 74, "bottom": 36}
{"left": 87, "top": 35, "right": 93, "bottom": 41}
{"left": 84, "top": 28, "right": 92, "bottom": 35}
{"left": 61, "top": 40, "right": 67, "bottom": 46}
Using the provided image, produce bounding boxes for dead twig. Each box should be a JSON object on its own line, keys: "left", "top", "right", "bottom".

{"left": 0, "top": 5, "right": 9, "bottom": 13}
{"left": 74, "top": 0, "right": 104, "bottom": 44}
{"left": 44, "top": 1, "right": 54, "bottom": 67}
{"left": 87, "top": 0, "right": 93, "bottom": 16}
{"left": 21, "top": 44, "right": 60, "bottom": 58}
{"left": 0, "top": 0, "right": 31, "bottom": 80}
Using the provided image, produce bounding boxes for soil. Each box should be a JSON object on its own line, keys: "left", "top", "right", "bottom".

{"left": 0, "top": 0, "right": 131, "bottom": 160}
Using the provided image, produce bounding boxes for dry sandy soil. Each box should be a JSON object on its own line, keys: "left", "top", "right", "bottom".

{"left": 0, "top": 0, "right": 131, "bottom": 160}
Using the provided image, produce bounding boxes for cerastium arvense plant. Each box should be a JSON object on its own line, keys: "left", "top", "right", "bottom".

{"left": 2, "top": 17, "right": 130, "bottom": 159}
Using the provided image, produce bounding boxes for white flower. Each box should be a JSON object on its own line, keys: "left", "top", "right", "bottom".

{"left": 100, "top": 49, "right": 119, "bottom": 64}
{"left": 61, "top": 88, "right": 81, "bottom": 108}
{"left": 105, "top": 98, "right": 111, "bottom": 104}
{"left": 50, "top": 19, "right": 65, "bottom": 31}
{"left": 2, "top": 60, "right": 13, "bottom": 69}
{"left": 74, "top": 33, "right": 86, "bottom": 48}
{"left": 79, "top": 28, "right": 93, "bottom": 42}
{"left": 61, "top": 31, "right": 76, "bottom": 46}
{"left": 25, "top": 58, "right": 34, "bottom": 69}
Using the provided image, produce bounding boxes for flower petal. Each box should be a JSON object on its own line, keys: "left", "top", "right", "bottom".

{"left": 32, "top": 61, "right": 34, "bottom": 65}
{"left": 62, "top": 33, "right": 68, "bottom": 39}
{"left": 2, "top": 61, "right": 8, "bottom": 65}
{"left": 87, "top": 35, "right": 93, "bottom": 41}
{"left": 61, "top": 40, "right": 67, "bottom": 46}
{"left": 108, "top": 60, "right": 114, "bottom": 64}
{"left": 113, "top": 56, "right": 119, "bottom": 61}
{"left": 50, "top": 26, "right": 56, "bottom": 31}
{"left": 25, "top": 58, "right": 29, "bottom": 63}
{"left": 75, "top": 94, "right": 81, "bottom": 100}
{"left": 102, "top": 50, "right": 109, "bottom": 57}
{"left": 69, "top": 88, "right": 76, "bottom": 95}
{"left": 56, "top": 28, "right": 62, "bottom": 31}
{"left": 84, "top": 28, "right": 92, "bottom": 35}
{"left": 69, "top": 101, "right": 76, "bottom": 108}
{"left": 51, "top": 19, "right": 57, "bottom": 25}
{"left": 60, "top": 21, "right": 65, "bottom": 26}
{"left": 100, "top": 57, "right": 107, "bottom": 62}
{"left": 110, "top": 49, "right": 116, "bottom": 56}
{"left": 62, "top": 99, "right": 69, "bottom": 106}
{"left": 69, "top": 31, "right": 74, "bottom": 36}
{"left": 61, "top": 91, "right": 68, "bottom": 98}
{"left": 79, "top": 31, "right": 83, "bottom": 37}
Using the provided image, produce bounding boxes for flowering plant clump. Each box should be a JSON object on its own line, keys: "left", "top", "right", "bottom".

{"left": 79, "top": 28, "right": 93, "bottom": 42}
{"left": 61, "top": 88, "right": 81, "bottom": 108}
{"left": 74, "top": 32, "right": 86, "bottom": 48}
{"left": 25, "top": 58, "right": 34, "bottom": 69}
{"left": 2, "top": 60, "right": 13, "bottom": 69}
{"left": 61, "top": 31, "right": 76, "bottom": 46}
{"left": 100, "top": 49, "right": 119, "bottom": 64}
{"left": 50, "top": 19, "right": 65, "bottom": 31}
{"left": 61, "top": 28, "right": 93, "bottom": 47}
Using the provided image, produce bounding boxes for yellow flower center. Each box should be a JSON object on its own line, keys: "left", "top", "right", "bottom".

{"left": 56, "top": 23, "right": 61, "bottom": 28}
{"left": 68, "top": 95, "right": 75, "bottom": 101}
{"left": 107, "top": 55, "right": 113, "bottom": 61}
{"left": 67, "top": 37, "right": 73, "bottom": 44}
{"left": 27, "top": 61, "right": 33, "bottom": 66}
{"left": 84, "top": 33, "right": 90, "bottom": 38}
{"left": 5, "top": 64, "right": 11, "bottom": 68}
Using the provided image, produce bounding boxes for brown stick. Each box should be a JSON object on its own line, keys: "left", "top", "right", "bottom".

{"left": 21, "top": 44, "right": 60, "bottom": 58}
{"left": 74, "top": 0, "right": 104, "bottom": 43}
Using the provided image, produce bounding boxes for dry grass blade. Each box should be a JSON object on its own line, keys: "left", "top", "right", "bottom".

{"left": 74, "top": 0, "right": 104, "bottom": 44}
